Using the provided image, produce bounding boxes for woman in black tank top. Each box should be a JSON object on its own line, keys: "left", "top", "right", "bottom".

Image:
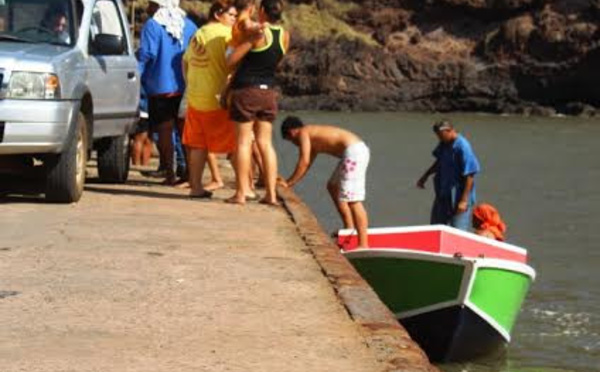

{"left": 230, "top": 25, "right": 285, "bottom": 89}
{"left": 226, "top": 0, "right": 290, "bottom": 206}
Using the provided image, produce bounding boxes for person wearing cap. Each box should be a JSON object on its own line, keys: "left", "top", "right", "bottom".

{"left": 138, "top": 0, "right": 197, "bottom": 184}
{"left": 417, "top": 120, "right": 481, "bottom": 231}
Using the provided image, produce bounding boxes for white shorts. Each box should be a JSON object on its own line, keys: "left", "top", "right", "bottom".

{"left": 329, "top": 141, "right": 370, "bottom": 202}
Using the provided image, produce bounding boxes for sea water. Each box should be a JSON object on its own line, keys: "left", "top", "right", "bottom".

{"left": 276, "top": 112, "right": 600, "bottom": 372}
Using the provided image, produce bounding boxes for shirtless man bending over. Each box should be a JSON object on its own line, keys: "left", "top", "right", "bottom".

{"left": 278, "top": 116, "right": 370, "bottom": 248}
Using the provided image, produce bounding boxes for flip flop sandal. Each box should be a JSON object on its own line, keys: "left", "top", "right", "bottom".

{"left": 189, "top": 191, "right": 213, "bottom": 199}
{"left": 245, "top": 194, "right": 260, "bottom": 202}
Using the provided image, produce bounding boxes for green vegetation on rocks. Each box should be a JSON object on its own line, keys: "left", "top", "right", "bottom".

{"left": 127, "top": 0, "right": 600, "bottom": 115}
{"left": 284, "top": 2, "right": 375, "bottom": 45}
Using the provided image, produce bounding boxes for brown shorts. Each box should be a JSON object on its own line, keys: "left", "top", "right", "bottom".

{"left": 229, "top": 87, "right": 278, "bottom": 123}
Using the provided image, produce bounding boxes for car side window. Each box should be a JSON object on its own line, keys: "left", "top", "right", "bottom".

{"left": 1, "top": 0, "right": 75, "bottom": 46}
{"left": 89, "top": 0, "right": 126, "bottom": 55}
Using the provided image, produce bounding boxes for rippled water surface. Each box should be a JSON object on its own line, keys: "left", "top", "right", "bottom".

{"left": 276, "top": 112, "right": 600, "bottom": 372}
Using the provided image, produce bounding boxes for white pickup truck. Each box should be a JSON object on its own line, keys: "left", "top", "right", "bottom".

{"left": 0, "top": 0, "right": 139, "bottom": 202}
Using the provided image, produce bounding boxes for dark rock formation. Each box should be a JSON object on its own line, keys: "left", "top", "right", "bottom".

{"left": 278, "top": 0, "right": 600, "bottom": 115}
{"left": 129, "top": 0, "right": 599, "bottom": 115}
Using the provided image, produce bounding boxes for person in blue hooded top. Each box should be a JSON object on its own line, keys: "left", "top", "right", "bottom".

{"left": 138, "top": 0, "right": 197, "bottom": 184}
{"left": 417, "top": 120, "right": 481, "bottom": 231}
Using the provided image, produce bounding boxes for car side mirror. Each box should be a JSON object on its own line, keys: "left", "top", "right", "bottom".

{"left": 91, "top": 34, "right": 125, "bottom": 55}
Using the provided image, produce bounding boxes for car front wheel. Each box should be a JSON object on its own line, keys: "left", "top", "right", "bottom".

{"left": 45, "top": 112, "right": 87, "bottom": 203}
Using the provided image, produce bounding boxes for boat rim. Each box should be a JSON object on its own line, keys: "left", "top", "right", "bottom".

{"left": 343, "top": 248, "right": 536, "bottom": 280}
{"left": 338, "top": 224, "right": 529, "bottom": 256}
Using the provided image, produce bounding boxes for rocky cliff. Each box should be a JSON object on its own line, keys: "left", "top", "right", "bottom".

{"left": 133, "top": 0, "right": 600, "bottom": 115}
{"left": 278, "top": 0, "right": 600, "bottom": 115}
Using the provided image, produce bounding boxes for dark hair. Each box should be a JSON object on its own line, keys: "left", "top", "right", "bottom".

{"left": 260, "top": 0, "right": 283, "bottom": 22}
{"left": 42, "top": 3, "right": 67, "bottom": 28}
{"left": 432, "top": 119, "right": 454, "bottom": 133}
{"left": 234, "top": 0, "right": 255, "bottom": 12}
{"left": 187, "top": 10, "right": 209, "bottom": 28}
{"left": 209, "top": 0, "right": 234, "bottom": 21}
{"left": 281, "top": 116, "right": 303, "bottom": 139}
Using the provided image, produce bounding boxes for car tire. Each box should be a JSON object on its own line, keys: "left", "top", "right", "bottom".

{"left": 97, "top": 133, "right": 130, "bottom": 184}
{"left": 45, "top": 112, "right": 87, "bottom": 203}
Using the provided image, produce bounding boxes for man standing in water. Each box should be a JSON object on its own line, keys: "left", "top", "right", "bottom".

{"left": 417, "top": 120, "right": 481, "bottom": 231}
{"left": 279, "top": 116, "right": 370, "bottom": 248}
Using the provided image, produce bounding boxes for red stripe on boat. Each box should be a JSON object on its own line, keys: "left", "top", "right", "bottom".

{"left": 338, "top": 227, "right": 527, "bottom": 263}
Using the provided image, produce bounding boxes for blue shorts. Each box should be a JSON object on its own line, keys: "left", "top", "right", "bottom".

{"left": 430, "top": 196, "right": 472, "bottom": 231}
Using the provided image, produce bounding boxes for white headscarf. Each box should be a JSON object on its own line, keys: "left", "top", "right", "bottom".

{"left": 151, "top": 0, "right": 186, "bottom": 46}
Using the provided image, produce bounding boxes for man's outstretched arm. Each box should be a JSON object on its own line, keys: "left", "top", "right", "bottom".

{"left": 284, "top": 131, "right": 315, "bottom": 187}
{"left": 417, "top": 161, "right": 438, "bottom": 189}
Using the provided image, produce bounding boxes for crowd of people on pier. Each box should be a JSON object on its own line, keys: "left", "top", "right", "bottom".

{"left": 136, "top": 0, "right": 507, "bottom": 247}
{"left": 136, "top": 0, "right": 286, "bottom": 204}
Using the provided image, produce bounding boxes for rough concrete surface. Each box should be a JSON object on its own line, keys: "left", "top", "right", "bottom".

{"left": 278, "top": 187, "right": 439, "bottom": 372}
{"left": 0, "top": 164, "right": 384, "bottom": 372}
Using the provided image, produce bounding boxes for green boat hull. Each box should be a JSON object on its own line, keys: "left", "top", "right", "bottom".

{"left": 345, "top": 250, "right": 535, "bottom": 362}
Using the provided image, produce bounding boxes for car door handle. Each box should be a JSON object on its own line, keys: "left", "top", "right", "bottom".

{"left": 127, "top": 71, "right": 136, "bottom": 80}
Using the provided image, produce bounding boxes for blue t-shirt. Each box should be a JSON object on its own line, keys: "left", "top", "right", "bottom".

{"left": 137, "top": 17, "right": 197, "bottom": 96}
{"left": 432, "top": 134, "right": 481, "bottom": 206}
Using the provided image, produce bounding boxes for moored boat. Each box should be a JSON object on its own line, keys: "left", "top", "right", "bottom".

{"left": 338, "top": 225, "right": 536, "bottom": 362}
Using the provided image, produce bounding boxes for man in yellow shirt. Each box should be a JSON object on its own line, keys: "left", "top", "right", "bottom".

{"left": 182, "top": 0, "right": 238, "bottom": 198}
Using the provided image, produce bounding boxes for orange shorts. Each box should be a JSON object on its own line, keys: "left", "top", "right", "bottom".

{"left": 183, "top": 106, "right": 236, "bottom": 153}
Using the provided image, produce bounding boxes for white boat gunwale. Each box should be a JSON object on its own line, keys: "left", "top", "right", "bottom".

{"left": 345, "top": 248, "right": 474, "bottom": 319}
{"left": 473, "top": 258, "right": 537, "bottom": 280}
{"left": 465, "top": 301, "right": 512, "bottom": 342}
{"left": 343, "top": 248, "right": 536, "bottom": 280}
{"left": 394, "top": 301, "right": 512, "bottom": 343}
{"left": 394, "top": 299, "right": 463, "bottom": 319}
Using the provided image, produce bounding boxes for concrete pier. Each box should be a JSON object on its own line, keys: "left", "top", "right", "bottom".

{"left": 0, "top": 164, "right": 438, "bottom": 372}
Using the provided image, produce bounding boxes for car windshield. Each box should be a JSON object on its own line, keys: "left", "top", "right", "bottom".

{"left": 0, "top": 0, "right": 75, "bottom": 46}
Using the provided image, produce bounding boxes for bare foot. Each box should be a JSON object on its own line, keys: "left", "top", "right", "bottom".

{"left": 204, "top": 181, "right": 225, "bottom": 191}
{"left": 174, "top": 181, "right": 190, "bottom": 189}
{"left": 161, "top": 176, "right": 177, "bottom": 186}
{"left": 225, "top": 195, "right": 246, "bottom": 205}
{"left": 259, "top": 198, "right": 280, "bottom": 207}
